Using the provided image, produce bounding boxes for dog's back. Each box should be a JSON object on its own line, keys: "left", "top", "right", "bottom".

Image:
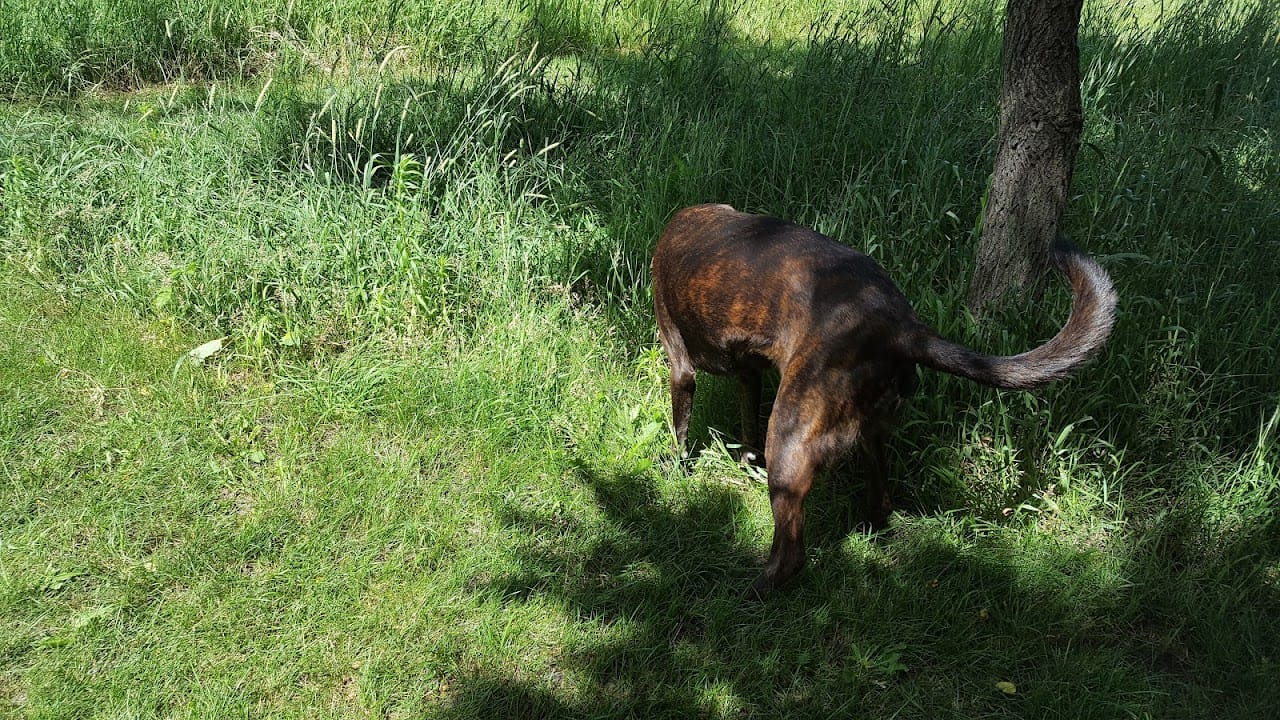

{"left": 653, "top": 203, "right": 924, "bottom": 377}
{"left": 653, "top": 203, "right": 1116, "bottom": 390}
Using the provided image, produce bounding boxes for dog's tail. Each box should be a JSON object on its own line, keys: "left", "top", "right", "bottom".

{"left": 904, "top": 237, "right": 1118, "bottom": 390}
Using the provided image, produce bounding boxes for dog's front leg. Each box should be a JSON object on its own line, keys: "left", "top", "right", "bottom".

{"left": 659, "top": 339, "right": 697, "bottom": 458}
{"left": 736, "top": 371, "right": 765, "bottom": 466}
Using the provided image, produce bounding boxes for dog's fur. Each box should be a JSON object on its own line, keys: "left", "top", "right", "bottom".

{"left": 652, "top": 203, "right": 1117, "bottom": 598}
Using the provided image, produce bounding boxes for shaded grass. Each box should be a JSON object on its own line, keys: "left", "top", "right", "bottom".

{"left": 2, "top": 0, "right": 1279, "bottom": 717}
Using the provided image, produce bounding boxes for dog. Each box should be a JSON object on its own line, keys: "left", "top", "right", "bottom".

{"left": 651, "top": 203, "right": 1117, "bottom": 598}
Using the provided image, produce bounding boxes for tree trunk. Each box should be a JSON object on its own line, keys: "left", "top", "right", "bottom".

{"left": 967, "top": 0, "right": 1084, "bottom": 314}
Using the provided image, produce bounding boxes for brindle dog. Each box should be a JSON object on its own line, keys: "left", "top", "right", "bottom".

{"left": 652, "top": 204, "right": 1117, "bottom": 598}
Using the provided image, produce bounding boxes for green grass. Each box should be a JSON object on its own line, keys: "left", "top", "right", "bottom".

{"left": 2, "top": 0, "right": 1279, "bottom": 717}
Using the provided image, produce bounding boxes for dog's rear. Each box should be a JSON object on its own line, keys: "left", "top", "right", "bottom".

{"left": 652, "top": 203, "right": 1116, "bottom": 598}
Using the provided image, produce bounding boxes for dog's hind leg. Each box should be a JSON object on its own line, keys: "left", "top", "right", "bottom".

{"left": 858, "top": 430, "right": 894, "bottom": 530}
{"left": 746, "top": 379, "right": 836, "bottom": 598}
{"left": 747, "top": 443, "right": 819, "bottom": 599}
{"left": 747, "top": 369, "right": 874, "bottom": 598}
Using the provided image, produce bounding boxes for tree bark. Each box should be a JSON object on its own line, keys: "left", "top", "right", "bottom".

{"left": 967, "top": 0, "right": 1084, "bottom": 314}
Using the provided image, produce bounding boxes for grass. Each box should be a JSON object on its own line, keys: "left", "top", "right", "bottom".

{"left": 2, "top": 0, "right": 1279, "bottom": 717}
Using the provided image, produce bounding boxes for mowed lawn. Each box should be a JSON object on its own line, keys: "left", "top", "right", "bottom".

{"left": 2, "top": 0, "right": 1278, "bottom": 717}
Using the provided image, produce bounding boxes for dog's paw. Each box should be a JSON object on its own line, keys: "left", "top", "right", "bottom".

{"left": 742, "top": 569, "right": 796, "bottom": 602}
{"left": 735, "top": 448, "right": 766, "bottom": 468}
{"left": 740, "top": 577, "right": 773, "bottom": 602}
{"left": 860, "top": 495, "right": 894, "bottom": 532}
{"left": 854, "top": 516, "right": 893, "bottom": 536}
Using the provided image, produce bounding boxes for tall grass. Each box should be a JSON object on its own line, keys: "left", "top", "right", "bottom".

{"left": 2, "top": 0, "right": 1278, "bottom": 717}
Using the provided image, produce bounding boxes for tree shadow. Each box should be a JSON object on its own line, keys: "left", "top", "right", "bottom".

{"left": 436, "top": 445, "right": 1278, "bottom": 718}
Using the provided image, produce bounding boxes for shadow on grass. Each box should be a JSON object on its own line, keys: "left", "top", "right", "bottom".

{"left": 437, "top": 448, "right": 1278, "bottom": 718}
